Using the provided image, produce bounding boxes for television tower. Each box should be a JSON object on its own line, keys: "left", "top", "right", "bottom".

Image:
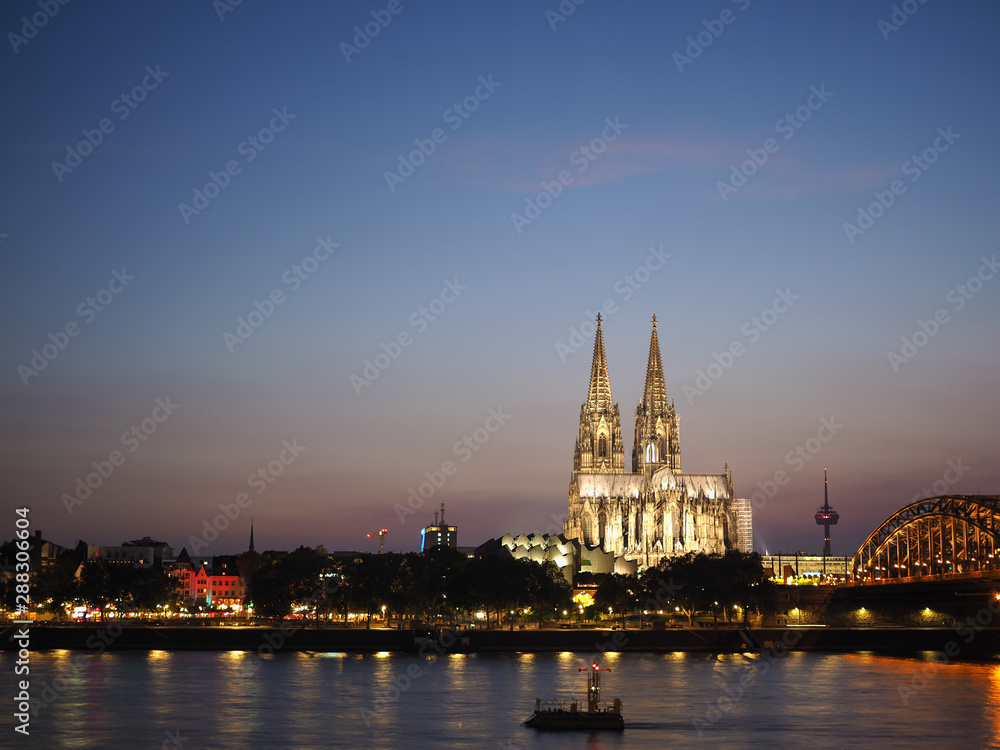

{"left": 814, "top": 468, "right": 839, "bottom": 556}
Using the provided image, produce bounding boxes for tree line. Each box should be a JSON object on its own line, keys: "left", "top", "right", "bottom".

{"left": 2, "top": 539, "right": 775, "bottom": 626}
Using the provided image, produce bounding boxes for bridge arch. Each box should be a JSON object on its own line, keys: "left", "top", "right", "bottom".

{"left": 853, "top": 495, "right": 1000, "bottom": 582}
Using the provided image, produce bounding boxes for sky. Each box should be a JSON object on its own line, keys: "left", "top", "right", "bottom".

{"left": 2, "top": 0, "right": 998, "bottom": 560}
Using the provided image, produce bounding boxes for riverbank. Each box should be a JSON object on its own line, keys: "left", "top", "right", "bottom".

{"left": 6, "top": 624, "right": 1000, "bottom": 656}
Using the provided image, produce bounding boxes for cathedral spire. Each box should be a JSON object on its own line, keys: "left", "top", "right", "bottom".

{"left": 587, "top": 314, "right": 614, "bottom": 412}
{"left": 642, "top": 315, "right": 668, "bottom": 414}
{"left": 634, "top": 315, "right": 681, "bottom": 473}
{"left": 573, "top": 315, "right": 624, "bottom": 474}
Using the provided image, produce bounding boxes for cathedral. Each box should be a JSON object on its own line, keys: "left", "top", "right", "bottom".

{"left": 563, "top": 315, "right": 739, "bottom": 568}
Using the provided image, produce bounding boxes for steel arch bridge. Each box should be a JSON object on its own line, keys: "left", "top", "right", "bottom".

{"left": 853, "top": 495, "right": 1000, "bottom": 583}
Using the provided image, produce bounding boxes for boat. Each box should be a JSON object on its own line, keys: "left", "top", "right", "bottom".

{"left": 523, "top": 662, "right": 624, "bottom": 731}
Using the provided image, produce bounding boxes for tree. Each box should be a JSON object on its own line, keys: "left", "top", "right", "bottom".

{"left": 525, "top": 560, "right": 572, "bottom": 628}
{"left": 33, "top": 541, "right": 87, "bottom": 619}
{"left": 77, "top": 560, "right": 118, "bottom": 619}
{"left": 246, "top": 546, "right": 329, "bottom": 619}
{"left": 594, "top": 573, "right": 640, "bottom": 627}
{"left": 719, "top": 550, "right": 776, "bottom": 623}
{"left": 450, "top": 554, "right": 532, "bottom": 628}
{"left": 646, "top": 551, "right": 777, "bottom": 626}
{"left": 342, "top": 554, "right": 396, "bottom": 628}
{"left": 647, "top": 553, "right": 717, "bottom": 626}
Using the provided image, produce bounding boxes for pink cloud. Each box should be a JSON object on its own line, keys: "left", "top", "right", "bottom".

{"left": 434, "top": 130, "right": 899, "bottom": 202}
{"left": 714, "top": 149, "right": 902, "bottom": 202}
{"left": 436, "top": 132, "right": 727, "bottom": 193}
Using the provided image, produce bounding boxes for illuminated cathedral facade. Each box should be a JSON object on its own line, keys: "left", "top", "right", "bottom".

{"left": 564, "top": 315, "right": 739, "bottom": 568}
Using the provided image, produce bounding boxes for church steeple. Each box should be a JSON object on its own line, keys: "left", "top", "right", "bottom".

{"left": 573, "top": 315, "right": 625, "bottom": 474}
{"left": 248, "top": 519, "right": 255, "bottom": 553}
{"left": 586, "top": 314, "right": 614, "bottom": 412}
{"left": 642, "top": 315, "right": 668, "bottom": 412}
{"left": 634, "top": 315, "right": 681, "bottom": 473}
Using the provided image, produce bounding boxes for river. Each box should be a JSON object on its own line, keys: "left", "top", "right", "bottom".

{"left": 5, "top": 649, "right": 1000, "bottom": 749}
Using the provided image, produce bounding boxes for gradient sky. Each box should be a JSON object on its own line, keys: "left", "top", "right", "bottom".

{"left": 3, "top": 1, "right": 998, "bottom": 559}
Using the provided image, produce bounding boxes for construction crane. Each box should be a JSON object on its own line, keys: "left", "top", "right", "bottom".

{"left": 367, "top": 528, "right": 388, "bottom": 554}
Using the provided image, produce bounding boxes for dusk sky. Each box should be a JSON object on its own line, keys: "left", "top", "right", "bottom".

{"left": 3, "top": 1, "right": 998, "bottom": 559}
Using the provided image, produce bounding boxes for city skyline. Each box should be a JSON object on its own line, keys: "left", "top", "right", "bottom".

{"left": 2, "top": 1, "right": 999, "bottom": 559}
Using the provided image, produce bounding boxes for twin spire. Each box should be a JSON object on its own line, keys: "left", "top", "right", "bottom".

{"left": 634, "top": 314, "right": 680, "bottom": 473}
{"left": 586, "top": 314, "right": 614, "bottom": 413}
{"left": 575, "top": 315, "right": 680, "bottom": 476}
{"left": 574, "top": 314, "right": 624, "bottom": 473}
{"left": 641, "top": 315, "right": 669, "bottom": 415}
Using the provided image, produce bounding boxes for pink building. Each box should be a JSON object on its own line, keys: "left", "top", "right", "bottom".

{"left": 172, "top": 548, "right": 245, "bottom": 610}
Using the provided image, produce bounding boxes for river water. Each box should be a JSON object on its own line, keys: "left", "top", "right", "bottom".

{"left": 6, "top": 648, "right": 1000, "bottom": 749}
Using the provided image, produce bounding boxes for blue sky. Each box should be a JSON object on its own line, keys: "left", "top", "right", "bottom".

{"left": 2, "top": 0, "right": 998, "bottom": 558}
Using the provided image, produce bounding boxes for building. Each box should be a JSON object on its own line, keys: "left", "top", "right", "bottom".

{"left": 87, "top": 537, "right": 174, "bottom": 568}
{"left": 735, "top": 498, "right": 753, "bottom": 553}
{"left": 26, "top": 530, "right": 70, "bottom": 569}
{"left": 171, "top": 548, "right": 245, "bottom": 609}
{"left": 564, "top": 315, "right": 739, "bottom": 568}
{"left": 420, "top": 504, "right": 457, "bottom": 552}
{"left": 762, "top": 553, "right": 850, "bottom": 581}
{"left": 475, "top": 533, "right": 637, "bottom": 584}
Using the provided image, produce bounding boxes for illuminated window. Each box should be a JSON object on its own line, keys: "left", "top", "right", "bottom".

{"left": 645, "top": 442, "right": 659, "bottom": 463}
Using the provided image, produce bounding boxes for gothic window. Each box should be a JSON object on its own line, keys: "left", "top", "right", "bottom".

{"left": 583, "top": 512, "right": 595, "bottom": 545}
{"left": 645, "top": 442, "right": 659, "bottom": 464}
{"left": 598, "top": 435, "right": 608, "bottom": 458}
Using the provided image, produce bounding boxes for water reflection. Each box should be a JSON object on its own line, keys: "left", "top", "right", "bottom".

{"left": 988, "top": 664, "right": 1000, "bottom": 745}
{"left": 10, "top": 650, "right": 1000, "bottom": 749}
